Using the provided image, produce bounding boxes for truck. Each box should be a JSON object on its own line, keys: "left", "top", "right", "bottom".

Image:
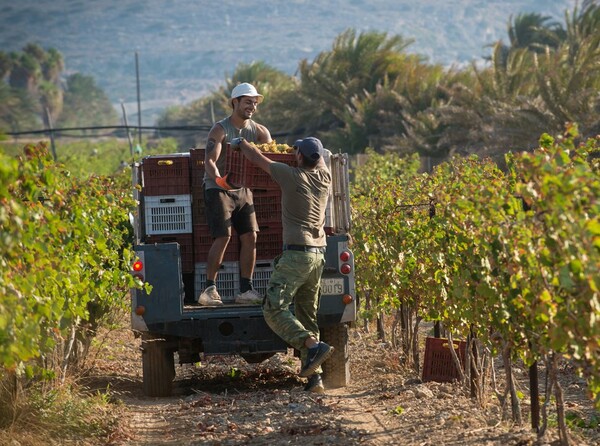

{"left": 130, "top": 145, "right": 355, "bottom": 397}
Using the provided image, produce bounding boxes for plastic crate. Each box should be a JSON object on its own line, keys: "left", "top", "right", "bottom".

{"left": 256, "top": 223, "right": 283, "bottom": 260}
{"left": 225, "top": 147, "right": 245, "bottom": 188}
{"left": 191, "top": 185, "right": 206, "bottom": 225}
{"left": 189, "top": 148, "right": 205, "bottom": 187}
{"left": 144, "top": 194, "right": 193, "bottom": 235}
{"left": 242, "top": 152, "right": 295, "bottom": 189}
{"left": 193, "top": 224, "right": 239, "bottom": 263}
{"left": 422, "top": 337, "right": 467, "bottom": 383}
{"left": 223, "top": 150, "right": 296, "bottom": 189}
{"left": 252, "top": 189, "right": 282, "bottom": 224}
{"left": 145, "top": 233, "right": 194, "bottom": 273}
{"left": 142, "top": 154, "right": 191, "bottom": 196}
{"left": 194, "top": 261, "right": 240, "bottom": 303}
{"left": 252, "top": 260, "right": 274, "bottom": 296}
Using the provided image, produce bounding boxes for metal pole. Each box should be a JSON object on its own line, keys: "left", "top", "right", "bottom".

{"left": 121, "top": 102, "right": 134, "bottom": 159}
{"left": 135, "top": 51, "right": 142, "bottom": 146}
{"left": 45, "top": 107, "right": 57, "bottom": 161}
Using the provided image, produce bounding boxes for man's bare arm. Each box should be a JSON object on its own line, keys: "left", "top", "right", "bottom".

{"left": 204, "top": 125, "right": 225, "bottom": 180}
{"left": 238, "top": 139, "right": 273, "bottom": 173}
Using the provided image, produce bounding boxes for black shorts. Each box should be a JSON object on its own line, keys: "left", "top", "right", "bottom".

{"left": 204, "top": 187, "right": 259, "bottom": 238}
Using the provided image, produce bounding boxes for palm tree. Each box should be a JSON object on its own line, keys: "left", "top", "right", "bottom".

{"left": 8, "top": 52, "right": 41, "bottom": 92}
{"left": 42, "top": 48, "right": 64, "bottom": 85}
{"left": 507, "top": 12, "right": 565, "bottom": 52}
{"left": 293, "top": 28, "right": 415, "bottom": 153}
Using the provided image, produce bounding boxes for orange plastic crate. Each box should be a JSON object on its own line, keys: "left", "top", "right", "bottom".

{"left": 422, "top": 336, "right": 466, "bottom": 383}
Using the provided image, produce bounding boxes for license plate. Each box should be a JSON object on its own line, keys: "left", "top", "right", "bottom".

{"left": 321, "top": 278, "right": 344, "bottom": 295}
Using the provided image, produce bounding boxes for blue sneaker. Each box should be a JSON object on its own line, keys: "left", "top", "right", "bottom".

{"left": 299, "top": 342, "right": 334, "bottom": 377}
{"left": 304, "top": 374, "right": 325, "bottom": 393}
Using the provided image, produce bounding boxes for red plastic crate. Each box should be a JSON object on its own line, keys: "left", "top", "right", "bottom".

{"left": 255, "top": 223, "right": 283, "bottom": 260}
{"left": 189, "top": 148, "right": 206, "bottom": 187}
{"left": 422, "top": 337, "right": 467, "bottom": 383}
{"left": 253, "top": 189, "right": 282, "bottom": 224}
{"left": 242, "top": 152, "right": 295, "bottom": 189}
{"left": 224, "top": 149, "right": 296, "bottom": 189}
{"left": 191, "top": 185, "right": 206, "bottom": 225}
{"left": 193, "top": 224, "right": 239, "bottom": 262}
{"left": 142, "top": 154, "right": 191, "bottom": 196}
{"left": 145, "top": 233, "right": 194, "bottom": 273}
{"left": 225, "top": 148, "right": 245, "bottom": 187}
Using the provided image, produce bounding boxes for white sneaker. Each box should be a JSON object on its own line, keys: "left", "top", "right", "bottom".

{"left": 235, "top": 289, "right": 263, "bottom": 305}
{"left": 197, "top": 285, "right": 224, "bottom": 306}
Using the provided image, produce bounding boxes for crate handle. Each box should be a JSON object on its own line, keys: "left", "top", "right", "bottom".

{"left": 441, "top": 342, "right": 460, "bottom": 350}
{"left": 158, "top": 160, "right": 174, "bottom": 166}
{"left": 159, "top": 198, "right": 176, "bottom": 203}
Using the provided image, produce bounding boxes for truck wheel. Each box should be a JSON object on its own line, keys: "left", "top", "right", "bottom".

{"left": 142, "top": 333, "right": 175, "bottom": 397}
{"left": 320, "top": 323, "right": 350, "bottom": 388}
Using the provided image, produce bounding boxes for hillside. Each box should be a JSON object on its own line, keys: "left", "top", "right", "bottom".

{"left": 0, "top": 0, "right": 576, "bottom": 123}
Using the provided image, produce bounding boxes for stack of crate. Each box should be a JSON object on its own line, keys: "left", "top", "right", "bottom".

{"left": 142, "top": 153, "right": 194, "bottom": 275}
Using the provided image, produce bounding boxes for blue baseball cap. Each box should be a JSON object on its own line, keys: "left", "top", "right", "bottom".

{"left": 293, "top": 137, "right": 323, "bottom": 161}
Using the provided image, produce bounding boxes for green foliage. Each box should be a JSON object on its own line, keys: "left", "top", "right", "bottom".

{"left": 56, "top": 73, "right": 118, "bottom": 128}
{"left": 351, "top": 127, "right": 600, "bottom": 408}
{"left": 0, "top": 141, "right": 139, "bottom": 373}
{"left": 0, "top": 137, "right": 179, "bottom": 177}
{"left": 1, "top": 44, "right": 117, "bottom": 134}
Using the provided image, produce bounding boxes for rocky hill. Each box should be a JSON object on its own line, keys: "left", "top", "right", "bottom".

{"left": 0, "top": 0, "right": 576, "bottom": 123}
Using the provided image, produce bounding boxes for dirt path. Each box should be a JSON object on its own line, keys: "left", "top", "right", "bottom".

{"left": 89, "top": 324, "right": 599, "bottom": 446}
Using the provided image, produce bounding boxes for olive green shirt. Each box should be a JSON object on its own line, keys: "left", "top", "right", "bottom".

{"left": 269, "top": 162, "right": 331, "bottom": 247}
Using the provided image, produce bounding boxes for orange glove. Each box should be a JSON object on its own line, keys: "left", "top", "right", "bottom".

{"left": 216, "top": 174, "right": 233, "bottom": 190}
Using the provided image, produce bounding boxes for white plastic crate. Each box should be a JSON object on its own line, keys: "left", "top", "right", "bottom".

{"left": 194, "top": 261, "right": 240, "bottom": 304}
{"left": 144, "top": 194, "right": 192, "bottom": 235}
{"left": 253, "top": 260, "right": 274, "bottom": 297}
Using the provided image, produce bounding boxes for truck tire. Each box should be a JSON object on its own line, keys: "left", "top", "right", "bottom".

{"left": 320, "top": 323, "right": 350, "bottom": 388}
{"left": 142, "top": 334, "right": 175, "bottom": 397}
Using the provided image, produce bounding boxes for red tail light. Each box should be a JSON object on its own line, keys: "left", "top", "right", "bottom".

{"left": 132, "top": 259, "right": 144, "bottom": 281}
{"left": 340, "top": 263, "right": 352, "bottom": 274}
{"left": 340, "top": 251, "right": 351, "bottom": 262}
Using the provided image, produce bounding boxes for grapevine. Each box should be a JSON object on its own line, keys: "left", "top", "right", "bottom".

{"left": 351, "top": 127, "right": 600, "bottom": 421}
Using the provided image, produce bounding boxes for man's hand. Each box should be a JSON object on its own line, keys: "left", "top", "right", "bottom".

{"left": 216, "top": 174, "right": 234, "bottom": 190}
{"left": 230, "top": 137, "right": 245, "bottom": 150}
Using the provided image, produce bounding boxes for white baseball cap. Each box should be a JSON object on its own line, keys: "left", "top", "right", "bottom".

{"left": 230, "top": 82, "right": 264, "bottom": 105}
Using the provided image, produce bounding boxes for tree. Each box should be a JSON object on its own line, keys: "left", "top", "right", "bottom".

{"left": 293, "top": 29, "right": 415, "bottom": 153}
{"left": 156, "top": 61, "right": 295, "bottom": 148}
{"left": 56, "top": 73, "right": 118, "bottom": 129}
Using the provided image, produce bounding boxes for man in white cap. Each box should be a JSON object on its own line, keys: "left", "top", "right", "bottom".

{"left": 231, "top": 135, "right": 333, "bottom": 393}
{"left": 198, "top": 83, "right": 272, "bottom": 306}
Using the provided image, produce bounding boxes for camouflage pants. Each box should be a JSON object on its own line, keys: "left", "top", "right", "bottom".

{"left": 262, "top": 250, "right": 325, "bottom": 368}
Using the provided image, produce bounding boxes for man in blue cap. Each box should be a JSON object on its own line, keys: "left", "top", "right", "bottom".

{"left": 231, "top": 135, "right": 333, "bottom": 393}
